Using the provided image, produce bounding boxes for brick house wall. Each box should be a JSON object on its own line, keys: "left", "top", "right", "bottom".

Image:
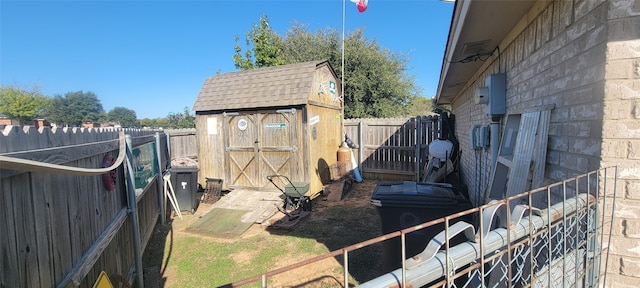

{"left": 447, "top": 0, "right": 639, "bottom": 286}
{"left": 601, "top": 1, "right": 640, "bottom": 286}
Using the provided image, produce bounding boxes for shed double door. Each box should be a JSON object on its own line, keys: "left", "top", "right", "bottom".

{"left": 223, "top": 110, "right": 299, "bottom": 189}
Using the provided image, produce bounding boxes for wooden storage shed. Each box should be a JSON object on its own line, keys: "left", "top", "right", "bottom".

{"left": 193, "top": 60, "right": 343, "bottom": 197}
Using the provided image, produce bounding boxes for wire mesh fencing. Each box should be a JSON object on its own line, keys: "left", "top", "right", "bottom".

{"left": 223, "top": 167, "right": 617, "bottom": 288}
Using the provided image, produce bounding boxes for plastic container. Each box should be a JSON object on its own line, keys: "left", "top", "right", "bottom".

{"left": 337, "top": 142, "right": 351, "bottom": 177}
{"left": 337, "top": 142, "right": 351, "bottom": 163}
{"left": 170, "top": 165, "right": 199, "bottom": 214}
{"left": 429, "top": 138, "right": 454, "bottom": 161}
{"left": 284, "top": 182, "right": 310, "bottom": 197}
{"left": 370, "top": 181, "right": 472, "bottom": 272}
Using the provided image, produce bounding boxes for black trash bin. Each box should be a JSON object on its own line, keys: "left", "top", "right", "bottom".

{"left": 370, "top": 181, "right": 473, "bottom": 272}
{"left": 170, "top": 160, "right": 199, "bottom": 214}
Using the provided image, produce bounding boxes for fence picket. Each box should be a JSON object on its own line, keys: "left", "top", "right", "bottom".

{"left": 1, "top": 126, "right": 167, "bottom": 288}
{"left": 343, "top": 116, "right": 441, "bottom": 181}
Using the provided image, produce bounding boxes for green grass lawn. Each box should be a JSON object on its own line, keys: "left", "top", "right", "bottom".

{"left": 143, "top": 189, "right": 384, "bottom": 288}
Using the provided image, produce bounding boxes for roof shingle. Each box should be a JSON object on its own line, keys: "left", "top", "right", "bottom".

{"left": 194, "top": 60, "right": 329, "bottom": 112}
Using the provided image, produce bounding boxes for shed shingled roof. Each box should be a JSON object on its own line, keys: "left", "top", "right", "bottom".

{"left": 193, "top": 60, "right": 332, "bottom": 112}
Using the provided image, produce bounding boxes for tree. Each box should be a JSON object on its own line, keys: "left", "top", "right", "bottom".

{"left": 139, "top": 117, "right": 170, "bottom": 129}
{"left": 235, "top": 17, "right": 420, "bottom": 118}
{"left": 233, "top": 14, "right": 285, "bottom": 70}
{"left": 108, "top": 107, "right": 137, "bottom": 128}
{"left": 0, "top": 85, "right": 49, "bottom": 125}
{"left": 164, "top": 107, "right": 195, "bottom": 129}
{"left": 176, "top": 106, "right": 195, "bottom": 128}
{"left": 281, "top": 21, "right": 341, "bottom": 66}
{"left": 404, "top": 96, "right": 434, "bottom": 117}
{"left": 46, "top": 90, "right": 105, "bottom": 126}
{"left": 339, "top": 29, "right": 417, "bottom": 118}
{"left": 138, "top": 118, "right": 157, "bottom": 129}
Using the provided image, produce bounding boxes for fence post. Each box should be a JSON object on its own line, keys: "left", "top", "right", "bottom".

{"left": 166, "top": 131, "right": 172, "bottom": 161}
{"left": 155, "top": 132, "right": 166, "bottom": 225}
{"left": 125, "top": 135, "right": 145, "bottom": 288}
{"left": 415, "top": 116, "right": 422, "bottom": 182}
{"left": 358, "top": 120, "right": 364, "bottom": 174}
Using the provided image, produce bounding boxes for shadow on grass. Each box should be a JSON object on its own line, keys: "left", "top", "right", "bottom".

{"left": 142, "top": 182, "right": 383, "bottom": 287}
{"left": 265, "top": 188, "right": 385, "bottom": 286}
{"left": 142, "top": 210, "right": 174, "bottom": 288}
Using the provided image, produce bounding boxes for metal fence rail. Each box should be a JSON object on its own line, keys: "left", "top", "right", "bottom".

{"left": 223, "top": 167, "right": 616, "bottom": 288}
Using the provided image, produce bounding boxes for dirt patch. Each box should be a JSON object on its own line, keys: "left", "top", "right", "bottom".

{"left": 142, "top": 180, "right": 383, "bottom": 287}
{"left": 229, "top": 249, "right": 261, "bottom": 267}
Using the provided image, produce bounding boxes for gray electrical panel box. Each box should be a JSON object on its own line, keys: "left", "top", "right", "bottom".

{"left": 470, "top": 125, "right": 490, "bottom": 149}
{"left": 481, "top": 73, "right": 506, "bottom": 116}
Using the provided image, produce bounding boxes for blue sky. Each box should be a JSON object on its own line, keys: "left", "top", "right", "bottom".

{"left": 1, "top": 0, "right": 454, "bottom": 119}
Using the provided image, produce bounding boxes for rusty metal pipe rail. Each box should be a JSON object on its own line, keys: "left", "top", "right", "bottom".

{"left": 221, "top": 207, "right": 478, "bottom": 287}
{"left": 223, "top": 232, "right": 401, "bottom": 287}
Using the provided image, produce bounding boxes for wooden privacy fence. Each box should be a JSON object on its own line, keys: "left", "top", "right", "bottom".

{"left": 164, "top": 128, "right": 198, "bottom": 160}
{"left": 344, "top": 115, "right": 452, "bottom": 181}
{"left": 153, "top": 115, "right": 453, "bottom": 182}
{"left": 0, "top": 126, "right": 170, "bottom": 288}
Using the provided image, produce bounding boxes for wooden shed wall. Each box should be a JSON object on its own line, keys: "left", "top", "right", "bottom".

{"left": 196, "top": 110, "right": 306, "bottom": 190}
{"left": 194, "top": 63, "right": 342, "bottom": 195}
{"left": 195, "top": 114, "right": 225, "bottom": 187}
{"left": 304, "top": 64, "right": 343, "bottom": 195}
{"left": 304, "top": 104, "right": 342, "bottom": 194}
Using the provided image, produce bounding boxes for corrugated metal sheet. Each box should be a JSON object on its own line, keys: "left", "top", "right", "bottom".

{"left": 193, "top": 60, "right": 330, "bottom": 112}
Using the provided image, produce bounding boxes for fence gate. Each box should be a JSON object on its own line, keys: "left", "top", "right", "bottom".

{"left": 343, "top": 115, "right": 447, "bottom": 181}
{"left": 223, "top": 110, "right": 298, "bottom": 189}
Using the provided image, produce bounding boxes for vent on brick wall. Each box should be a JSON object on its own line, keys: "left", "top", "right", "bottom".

{"left": 460, "top": 40, "right": 491, "bottom": 57}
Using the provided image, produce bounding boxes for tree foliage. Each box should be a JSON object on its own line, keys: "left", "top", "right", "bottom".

{"left": 281, "top": 21, "right": 342, "bottom": 65}
{"left": 341, "top": 29, "right": 418, "bottom": 118}
{"left": 233, "top": 14, "right": 285, "bottom": 70}
{"left": 139, "top": 117, "right": 166, "bottom": 129}
{"left": 167, "top": 107, "right": 195, "bottom": 128}
{"left": 233, "top": 17, "right": 428, "bottom": 118}
{"left": 138, "top": 107, "right": 194, "bottom": 129}
{"left": 46, "top": 90, "right": 105, "bottom": 126}
{"left": 0, "top": 85, "right": 199, "bottom": 129}
{"left": 108, "top": 106, "right": 138, "bottom": 128}
{"left": 404, "top": 96, "right": 434, "bottom": 117}
{"left": 0, "top": 85, "right": 49, "bottom": 125}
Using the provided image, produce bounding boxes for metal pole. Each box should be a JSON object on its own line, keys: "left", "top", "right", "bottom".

{"left": 341, "top": 0, "right": 346, "bottom": 139}
{"left": 154, "top": 132, "right": 166, "bottom": 225}
{"left": 415, "top": 116, "right": 422, "bottom": 182}
{"left": 602, "top": 166, "right": 617, "bottom": 287}
{"left": 562, "top": 181, "right": 567, "bottom": 288}
{"left": 343, "top": 249, "right": 349, "bottom": 287}
{"left": 125, "top": 135, "right": 145, "bottom": 288}
{"left": 401, "top": 232, "right": 406, "bottom": 288}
